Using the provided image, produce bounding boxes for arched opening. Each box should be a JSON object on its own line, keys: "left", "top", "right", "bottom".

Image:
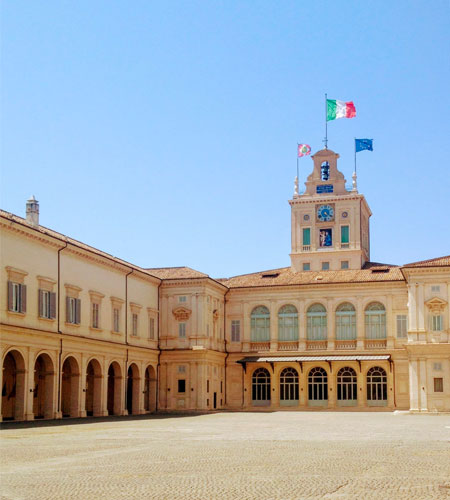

{"left": 365, "top": 302, "right": 386, "bottom": 339}
{"left": 250, "top": 306, "right": 270, "bottom": 342}
{"left": 336, "top": 303, "right": 356, "bottom": 340}
{"left": 251, "top": 367, "right": 271, "bottom": 406}
{"left": 61, "top": 356, "right": 80, "bottom": 418}
{"left": 144, "top": 365, "right": 157, "bottom": 412}
{"left": 2, "top": 350, "right": 26, "bottom": 421}
{"left": 85, "top": 359, "right": 102, "bottom": 417}
{"left": 33, "top": 354, "right": 54, "bottom": 419}
{"left": 308, "top": 367, "right": 328, "bottom": 407}
{"left": 107, "top": 362, "right": 122, "bottom": 416}
{"left": 307, "top": 304, "right": 327, "bottom": 340}
{"left": 279, "top": 367, "right": 299, "bottom": 406}
{"left": 126, "top": 363, "right": 140, "bottom": 415}
{"left": 337, "top": 367, "right": 357, "bottom": 406}
{"left": 278, "top": 305, "right": 299, "bottom": 341}
{"left": 367, "top": 366, "right": 387, "bottom": 406}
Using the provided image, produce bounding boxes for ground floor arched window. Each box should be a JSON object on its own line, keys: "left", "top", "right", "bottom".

{"left": 279, "top": 367, "right": 299, "bottom": 405}
{"left": 337, "top": 367, "right": 357, "bottom": 406}
{"left": 308, "top": 367, "right": 328, "bottom": 406}
{"left": 252, "top": 368, "right": 271, "bottom": 406}
{"left": 367, "top": 366, "right": 387, "bottom": 406}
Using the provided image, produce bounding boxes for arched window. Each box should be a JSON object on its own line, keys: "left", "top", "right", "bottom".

{"left": 278, "top": 305, "right": 299, "bottom": 341}
{"left": 252, "top": 368, "right": 271, "bottom": 405}
{"left": 308, "top": 367, "right": 328, "bottom": 404}
{"left": 307, "top": 304, "right": 327, "bottom": 340}
{"left": 366, "top": 366, "right": 387, "bottom": 405}
{"left": 365, "top": 302, "right": 386, "bottom": 339}
{"left": 251, "top": 306, "right": 270, "bottom": 342}
{"left": 279, "top": 367, "right": 299, "bottom": 404}
{"left": 337, "top": 367, "right": 357, "bottom": 405}
{"left": 336, "top": 303, "right": 356, "bottom": 340}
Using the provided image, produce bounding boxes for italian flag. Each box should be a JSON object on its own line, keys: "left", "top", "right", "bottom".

{"left": 327, "top": 99, "right": 356, "bottom": 121}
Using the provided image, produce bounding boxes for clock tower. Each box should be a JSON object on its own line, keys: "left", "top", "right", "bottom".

{"left": 289, "top": 148, "right": 371, "bottom": 272}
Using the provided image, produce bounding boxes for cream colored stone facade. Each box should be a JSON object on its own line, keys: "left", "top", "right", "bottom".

{"left": 1, "top": 149, "right": 449, "bottom": 420}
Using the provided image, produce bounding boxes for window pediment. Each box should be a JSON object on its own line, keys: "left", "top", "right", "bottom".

{"left": 172, "top": 306, "right": 191, "bottom": 321}
{"left": 425, "top": 297, "right": 447, "bottom": 313}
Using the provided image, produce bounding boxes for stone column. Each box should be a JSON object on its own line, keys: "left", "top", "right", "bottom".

{"left": 387, "top": 363, "right": 395, "bottom": 409}
{"left": 299, "top": 364, "right": 307, "bottom": 407}
{"left": 243, "top": 302, "right": 251, "bottom": 352}
{"left": 100, "top": 358, "right": 109, "bottom": 417}
{"left": 327, "top": 298, "right": 335, "bottom": 350}
{"left": 25, "top": 350, "right": 35, "bottom": 421}
{"left": 271, "top": 364, "right": 279, "bottom": 408}
{"left": 408, "top": 284, "right": 417, "bottom": 331}
{"left": 386, "top": 295, "right": 394, "bottom": 348}
{"left": 80, "top": 355, "right": 87, "bottom": 418}
{"left": 417, "top": 284, "right": 425, "bottom": 331}
{"left": 408, "top": 358, "right": 419, "bottom": 411}
{"left": 298, "top": 300, "right": 306, "bottom": 351}
{"left": 356, "top": 297, "right": 365, "bottom": 349}
{"left": 357, "top": 365, "right": 365, "bottom": 408}
{"left": 328, "top": 364, "right": 336, "bottom": 408}
{"left": 419, "top": 358, "right": 428, "bottom": 411}
{"left": 270, "top": 300, "right": 278, "bottom": 351}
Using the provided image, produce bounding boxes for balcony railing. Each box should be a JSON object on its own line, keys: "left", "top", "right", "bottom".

{"left": 249, "top": 342, "right": 270, "bottom": 352}
{"left": 302, "top": 245, "right": 311, "bottom": 252}
{"left": 335, "top": 339, "right": 357, "bottom": 350}
{"left": 306, "top": 340, "right": 328, "bottom": 350}
{"left": 278, "top": 341, "right": 299, "bottom": 351}
{"left": 365, "top": 339, "right": 387, "bottom": 349}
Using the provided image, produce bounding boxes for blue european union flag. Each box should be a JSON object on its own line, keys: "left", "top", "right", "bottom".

{"left": 355, "top": 138, "right": 373, "bottom": 152}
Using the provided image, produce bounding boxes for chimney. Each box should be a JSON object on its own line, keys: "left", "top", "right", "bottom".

{"left": 26, "top": 195, "right": 39, "bottom": 227}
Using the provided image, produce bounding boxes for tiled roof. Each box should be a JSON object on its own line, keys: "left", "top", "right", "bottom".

{"left": 220, "top": 262, "right": 404, "bottom": 288}
{"left": 146, "top": 266, "right": 209, "bottom": 279}
{"left": 403, "top": 255, "right": 450, "bottom": 268}
{"left": 0, "top": 210, "right": 160, "bottom": 280}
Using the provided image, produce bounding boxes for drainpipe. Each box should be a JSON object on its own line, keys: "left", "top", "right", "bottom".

{"left": 223, "top": 289, "right": 229, "bottom": 407}
{"left": 156, "top": 280, "right": 162, "bottom": 413}
{"left": 124, "top": 269, "right": 133, "bottom": 414}
{"left": 56, "top": 242, "right": 68, "bottom": 416}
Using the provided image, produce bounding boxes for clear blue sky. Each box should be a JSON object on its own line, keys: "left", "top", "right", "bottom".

{"left": 1, "top": 1, "right": 449, "bottom": 277}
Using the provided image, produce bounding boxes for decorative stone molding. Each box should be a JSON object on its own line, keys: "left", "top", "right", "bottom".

{"left": 89, "top": 290, "right": 105, "bottom": 302}
{"left": 172, "top": 306, "right": 191, "bottom": 321}
{"left": 130, "top": 302, "right": 142, "bottom": 314}
{"left": 64, "top": 283, "right": 82, "bottom": 298}
{"left": 37, "top": 276, "right": 56, "bottom": 291}
{"left": 425, "top": 297, "right": 447, "bottom": 313}
{"left": 212, "top": 309, "right": 219, "bottom": 322}
{"left": 5, "top": 266, "right": 28, "bottom": 283}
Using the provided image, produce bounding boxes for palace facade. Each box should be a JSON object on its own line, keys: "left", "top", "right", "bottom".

{"left": 1, "top": 148, "right": 449, "bottom": 421}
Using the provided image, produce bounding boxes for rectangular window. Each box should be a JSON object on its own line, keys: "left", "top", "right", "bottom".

{"left": 179, "top": 295, "right": 187, "bottom": 303}
{"left": 8, "top": 282, "right": 26, "bottom": 313}
{"left": 179, "top": 322, "right": 186, "bottom": 338}
{"left": 431, "top": 285, "right": 440, "bottom": 293}
{"left": 434, "top": 378, "right": 443, "bottom": 392}
{"left": 178, "top": 365, "right": 186, "bottom": 373}
{"left": 177, "top": 379, "right": 186, "bottom": 393}
{"left": 148, "top": 317, "right": 155, "bottom": 340}
{"left": 231, "top": 320, "right": 241, "bottom": 342}
{"left": 207, "top": 380, "right": 210, "bottom": 393}
{"left": 341, "top": 261, "right": 349, "bottom": 269}
{"left": 322, "top": 262, "right": 330, "bottom": 270}
{"left": 433, "top": 363, "right": 442, "bottom": 371}
{"left": 132, "top": 313, "right": 138, "bottom": 336}
{"left": 66, "top": 297, "right": 81, "bottom": 324}
{"left": 39, "top": 289, "right": 56, "bottom": 319}
{"left": 431, "top": 315, "right": 443, "bottom": 331}
{"left": 303, "top": 263, "right": 310, "bottom": 271}
{"left": 396, "top": 315, "right": 407, "bottom": 338}
{"left": 341, "top": 225, "right": 349, "bottom": 244}
{"left": 302, "top": 228, "right": 311, "bottom": 246}
{"left": 206, "top": 324, "right": 209, "bottom": 337}
{"left": 113, "top": 308, "right": 120, "bottom": 332}
{"left": 92, "top": 303, "right": 99, "bottom": 328}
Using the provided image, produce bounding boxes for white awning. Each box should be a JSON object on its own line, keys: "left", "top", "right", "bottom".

{"left": 238, "top": 355, "right": 390, "bottom": 363}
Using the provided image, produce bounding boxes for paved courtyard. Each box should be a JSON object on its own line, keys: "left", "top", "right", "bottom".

{"left": 1, "top": 412, "right": 450, "bottom": 500}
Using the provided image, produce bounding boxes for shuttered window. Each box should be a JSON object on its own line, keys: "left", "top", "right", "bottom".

{"left": 39, "top": 290, "right": 56, "bottom": 319}
{"left": 231, "top": 320, "right": 241, "bottom": 342}
{"left": 66, "top": 297, "right": 81, "bottom": 324}
{"left": 341, "top": 225, "right": 349, "bottom": 244}
{"left": 8, "top": 281, "right": 26, "bottom": 313}
{"left": 148, "top": 317, "right": 155, "bottom": 340}
{"left": 303, "top": 228, "right": 311, "bottom": 246}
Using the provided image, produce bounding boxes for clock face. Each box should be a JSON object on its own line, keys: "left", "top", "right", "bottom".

{"left": 317, "top": 204, "right": 334, "bottom": 222}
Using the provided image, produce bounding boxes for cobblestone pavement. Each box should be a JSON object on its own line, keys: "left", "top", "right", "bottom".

{"left": 1, "top": 412, "right": 450, "bottom": 500}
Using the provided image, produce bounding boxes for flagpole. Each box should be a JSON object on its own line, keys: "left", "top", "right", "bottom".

{"left": 324, "top": 93, "right": 328, "bottom": 149}
{"left": 296, "top": 144, "right": 299, "bottom": 180}
{"left": 354, "top": 137, "right": 357, "bottom": 175}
